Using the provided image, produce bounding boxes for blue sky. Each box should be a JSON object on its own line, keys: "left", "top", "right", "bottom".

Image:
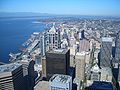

{"left": 0, "top": 0, "right": 120, "bottom": 16}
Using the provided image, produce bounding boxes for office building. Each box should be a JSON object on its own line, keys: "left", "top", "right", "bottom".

{"left": 81, "top": 30, "right": 85, "bottom": 39}
{"left": 49, "top": 74, "right": 72, "bottom": 90}
{"left": 0, "top": 63, "right": 25, "bottom": 90}
{"left": 41, "top": 56, "right": 46, "bottom": 78}
{"left": 79, "top": 39, "right": 90, "bottom": 52}
{"left": 100, "top": 67, "right": 112, "bottom": 82}
{"left": 61, "top": 39, "right": 68, "bottom": 49}
{"left": 46, "top": 49, "right": 70, "bottom": 80}
{"left": 85, "top": 81, "right": 114, "bottom": 90}
{"left": 40, "top": 32, "right": 46, "bottom": 56}
{"left": 69, "top": 30, "right": 76, "bottom": 47}
{"left": 75, "top": 52, "right": 86, "bottom": 80}
{"left": 46, "top": 23, "right": 61, "bottom": 50}
{"left": 114, "top": 31, "right": 120, "bottom": 86}
{"left": 90, "top": 64, "right": 100, "bottom": 81}
{"left": 115, "top": 31, "right": 120, "bottom": 61}
{"left": 100, "top": 37, "right": 112, "bottom": 68}
{"left": 17, "top": 59, "right": 35, "bottom": 90}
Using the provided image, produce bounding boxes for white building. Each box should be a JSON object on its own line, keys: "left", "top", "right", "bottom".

{"left": 46, "top": 23, "right": 60, "bottom": 50}
{"left": 75, "top": 52, "right": 86, "bottom": 81}
{"left": 90, "top": 64, "right": 100, "bottom": 81}
{"left": 100, "top": 67, "right": 112, "bottom": 82}
{"left": 61, "top": 39, "right": 68, "bottom": 49}
{"left": 49, "top": 74, "right": 72, "bottom": 90}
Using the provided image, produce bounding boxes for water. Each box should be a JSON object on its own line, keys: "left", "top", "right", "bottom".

{"left": 0, "top": 17, "right": 47, "bottom": 63}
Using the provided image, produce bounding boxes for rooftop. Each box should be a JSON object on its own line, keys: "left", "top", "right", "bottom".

{"left": 102, "top": 37, "right": 112, "bottom": 42}
{"left": 34, "top": 81, "right": 49, "bottom": 90}
{"left": 100, "top": 67, "right": 112, "bottom": 76}
{"left": 87, "top": 81, "right": 113, "bottom": 90}
{"left": 0, "top": 63, "right": 22, "bottom": 73}
{"left": 79, "top": 39, "right": 90, "bottom": 52}
{"left": 47, "top": 49, "right": 69, "bottom": 54}
{"left": 49, "top": 74, "right": 72, "bottom": 84}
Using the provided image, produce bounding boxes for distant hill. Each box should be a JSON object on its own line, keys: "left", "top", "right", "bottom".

{"left": 0, "top": 12, "right": 119, "bottom": 19}
{"left": 0, "top": 12, "right": 52, "bottom": 17}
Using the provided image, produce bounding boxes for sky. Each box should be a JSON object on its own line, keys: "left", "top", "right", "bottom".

{"left": 0, "top": 0, "right": 120, "bottom": 16}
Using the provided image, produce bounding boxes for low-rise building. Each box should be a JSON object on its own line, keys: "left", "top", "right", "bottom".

{"left": 49, "top": 74, "right": 72, "bottom": 90}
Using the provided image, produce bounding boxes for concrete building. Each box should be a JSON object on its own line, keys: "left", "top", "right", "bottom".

{"left": 79, "top": 39, "right": 90, "bottom": 52}
{"left": 90, "top": 64, "right": 100, "bottom": 81}
{"left": 17, "top": 59, "right": 35, "bottom": 90}
{"left": 45, "top": 49, "right": 70, "bottom": 80}
{"left": 100, "top": 37, "right": 112, "bottom": 68}
{"left": 41, "top": 56, "right": 46, "bottom": 78}
{"left": 46, "top": 23, "right": 61, "bottom": 50}
{"left": 34, "top": 81, "right": 49, "bottom": 90}
{"left": 49, "top": 74, "right": 72, "bottom": 90}
{"left": 85, "top": 81, "right": 114, "bottom": 90}
{"left": 0, "top": 63, "right": 25, "bottom": 90}
{"left": 114, "top": 31, "right": 120, "bottom": 86}
{"left": 61, "top": 39, "right": 68, "bottom": 49}
{"left": 40, "top": 32, "right": 46, "bottom": 56}
{"left": 75, "top": 52, "right": 86, "bottom": 81}
{"left": 100, "top": 67, "right": 112, "bottom": 82}
{"left": 115, "top": 31, "right": 120, "bottom": 61}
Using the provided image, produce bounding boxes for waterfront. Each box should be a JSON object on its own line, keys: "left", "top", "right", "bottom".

{"left": 0, "top": 17, "right": 46, "bottom": 63}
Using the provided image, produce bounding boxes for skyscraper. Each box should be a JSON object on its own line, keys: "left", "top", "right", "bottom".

{"left": 40, "top": 32, "right": 46, "bottom": 56}
{"left": 75, "top": 52, "right": 86, "bottom": 80}
{"left": 46, "top": 23, "right": 60, "bottom": 50}
{"left": 115, "top": 31, "right": 120, "bottom": 86}
{"left": 45, "top": 49, "right": 70, "bottom": 80}
{"left": 0, "top": 63, "right": 25, "bottom": 90}
{"left": 100, "top": 37, "right": 112, "bottom": 68}
{"left": 115, "top": 31, "right": 120, "bottom": 61}
{"left": 17, "top": 60, "right": 35, "bottom": 90}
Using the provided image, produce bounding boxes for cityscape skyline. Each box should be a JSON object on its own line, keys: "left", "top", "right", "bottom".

{"left": 1, "top": 0, "right": 120, "bottom": 90}
{"left": 0, "top": 0, "right": 120, "bottom": 16}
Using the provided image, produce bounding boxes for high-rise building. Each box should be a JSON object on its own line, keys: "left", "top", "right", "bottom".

{"left": 0, "top": 63, "right": 25, "bottom": 90}
{"left": 69, "top": 30, "right": 76, "bottom": 47}
{"left": 115, "top": 31, "right": 120, "bottom": 61}
{"left": 49, "top": 74, "right": 72, "bottom": 90}
{"left": 45, "top": 49, "right": 70, "bottom": 80}
{"left": 46, "top": 23, "right": 60, "bottom": 50}
{"left": 40, "top": 32, "right": 46, "bottom": 56}
{"left": 115, "top": 31, "right": 120, "bottom": 86}
{"left": 41, "top": 56, "right": 46, "bottom": 78}
{"left": 17, "top": 60, "right": 35, "bottom": 90}
{"left": 85, "top": 81, "right": 114, "bottom": 90}
{"left": 79, "top": 39, "right": 90, "bottom": 52}
{"left": 75, "top": 52, "right": 86, "bottom": 80}
{"left": 100, "top": 37, "right": 112, "bottom": 68}
{"left": 81, "top": 30, "right": 85, "bottom": 39}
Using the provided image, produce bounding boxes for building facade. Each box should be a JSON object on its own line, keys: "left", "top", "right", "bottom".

{"left": 45, "top": 23, "right": 61, "bottom": 51}
{"left": 115, "top": 31, "right": 120, "bottom": 86}
{"left": 75, "top": 52, "right": 86, "bottom": 81}
{"left": 40, "top": 32, "right": 46, "bottom": 56}
{"left": 100, "top": 37, "right": 112, "bottom": 68}
{"left": 17, "top": 60, "right": 35, "bottom": 90}
{"left": 45, "top": 49, "right": 70, "bottom": 80}
{"left": 0, "top": 63, "right": 25, "bottom": 90}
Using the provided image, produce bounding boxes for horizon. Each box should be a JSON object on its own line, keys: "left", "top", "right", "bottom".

{"left": 0, "top": 12, "right": 120, "bottom": 18}
{"left": 0, "top": 0, "right": 120, "bottom": 17}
